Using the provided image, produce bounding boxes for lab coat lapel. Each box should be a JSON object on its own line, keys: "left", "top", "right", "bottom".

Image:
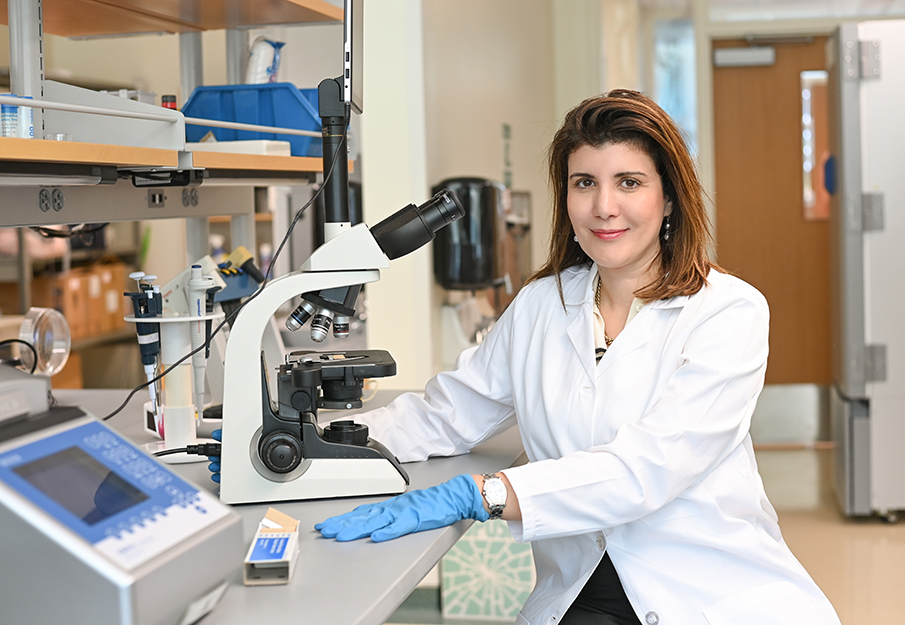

{"left": 563, "top": 267, "right": 598, "bottom": 384}
{"left": 596, "top": 295, "right": 688, "bottom": 375}
{"left": 566, "top": 306, "right": 597, "bottom": 383}
{"left": 597, "top": 310, "right": 654, "bottom": 375}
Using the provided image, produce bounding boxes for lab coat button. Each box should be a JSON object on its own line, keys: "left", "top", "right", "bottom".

{"left": 595, "top": 534, "right": 606, "bottom": 550}
{"left": 644, "top": 611, "right": 659, "bottom": 625}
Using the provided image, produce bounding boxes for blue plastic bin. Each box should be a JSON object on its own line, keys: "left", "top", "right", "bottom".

{"left": 182, "top": 83, "right": 322, "bottom": 157}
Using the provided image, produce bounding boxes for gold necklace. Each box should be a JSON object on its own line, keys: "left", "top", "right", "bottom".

{"left": 595, "top": 278, "right": 615, "bottom": 347}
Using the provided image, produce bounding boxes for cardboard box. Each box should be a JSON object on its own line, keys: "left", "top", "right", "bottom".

{"left": 243, "top": 507, "right": 300, "bottom": 586}
{"left": 32, "top": 270, "right": 90, "bottom": 340}
{"left": 83, "top": 268, "right": 105, "bottom": 336}
{"left": 95, "top": 261, "right": 129, "bottom": 333}
{"left": 0, "top": 282, "right": 21, "bottom": 315}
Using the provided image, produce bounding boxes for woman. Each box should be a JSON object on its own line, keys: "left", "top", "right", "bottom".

{"left": 315, "top": 90, "right": 841, "bottom": 625}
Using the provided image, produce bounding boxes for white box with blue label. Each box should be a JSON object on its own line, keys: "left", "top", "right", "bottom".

{"left": 244, "top": 506, "right": 300, "bottom": 585}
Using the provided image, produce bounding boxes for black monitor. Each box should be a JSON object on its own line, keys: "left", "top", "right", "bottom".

{"left": 344, "top": 0, "right": 363, "bottom": 114}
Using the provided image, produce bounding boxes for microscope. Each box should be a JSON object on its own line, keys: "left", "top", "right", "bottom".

{"left": 217, "top": 72, "right": 464, "bottom": 505}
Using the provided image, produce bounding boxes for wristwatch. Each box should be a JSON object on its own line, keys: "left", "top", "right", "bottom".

{"left": 481, "top": 473, "right": 507, "bottom": 520}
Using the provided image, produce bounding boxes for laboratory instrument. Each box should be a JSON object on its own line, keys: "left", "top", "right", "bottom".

{"left": 218, "top": 190, "right": 463, "bottom": 505}
{"left": 0, "top": 364, "right": 243, "bottom": 625}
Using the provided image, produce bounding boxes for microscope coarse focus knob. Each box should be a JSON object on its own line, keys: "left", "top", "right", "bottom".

{"left": 259, "top": 432, "right": 303, "bottom": 473}
{"left": 322, "top": 420, "right": 369, "bottom": 446}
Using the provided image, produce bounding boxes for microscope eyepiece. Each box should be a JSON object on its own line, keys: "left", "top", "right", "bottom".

{"left": 370, "top": 189, "right": 465, "bottom": 260}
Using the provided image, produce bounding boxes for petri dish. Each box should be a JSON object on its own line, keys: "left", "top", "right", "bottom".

{"left": 18, "top": 307, "right": 71, "bottom": 375}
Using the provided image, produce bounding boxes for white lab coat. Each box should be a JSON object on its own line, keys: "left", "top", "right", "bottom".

{"left": 355, "top": 264, "right": 841, "bottom": 625}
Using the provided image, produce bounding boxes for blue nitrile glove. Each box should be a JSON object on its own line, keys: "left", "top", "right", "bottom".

{"left": 207, "top": 428, "right": 222, "bottom": 483}
{"left": 315, "top": 474, "right": 490, "bottom": 542}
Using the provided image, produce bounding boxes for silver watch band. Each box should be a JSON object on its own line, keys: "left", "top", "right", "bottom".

{"left": 481, "top": 473, "right": 507, "bottom": 520}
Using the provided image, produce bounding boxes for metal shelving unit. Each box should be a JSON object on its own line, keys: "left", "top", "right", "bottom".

{"left": 0, "top": 0, "right": 341, "bottom": 378}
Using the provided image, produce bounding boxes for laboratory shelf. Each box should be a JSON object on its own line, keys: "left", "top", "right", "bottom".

{"left": 0, "top": 138, "right": 330, "bottom": 185}
{"left": 0, "top": 0, "right": 343, "bottom": 37}
{"left": 188, "top": 151, "right": 324, "bottom": 173}
{"left": 0, "top": 137, "right": 177, "bottom": 168}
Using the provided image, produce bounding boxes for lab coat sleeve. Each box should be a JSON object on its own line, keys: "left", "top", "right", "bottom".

{"left": 351, "top": 298, "right": 520, "bottom": 463}
{"left": 503, "top": 284, "right": 769, "bottom": 542}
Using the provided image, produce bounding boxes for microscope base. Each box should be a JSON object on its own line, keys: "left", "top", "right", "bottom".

{"left": 219, "top": 456, "right": 407, "bottom": 505}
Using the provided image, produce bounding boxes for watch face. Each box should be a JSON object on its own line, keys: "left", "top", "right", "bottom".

{"left": 484, "top": 478, "right": 507, "bottom": 506}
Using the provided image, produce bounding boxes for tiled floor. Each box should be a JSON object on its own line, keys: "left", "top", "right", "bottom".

{"left": 757, "top": 448, "right": 905, "bottom": 625}
{"left": 387, "top": 448, "right": 905, "bottom": 624}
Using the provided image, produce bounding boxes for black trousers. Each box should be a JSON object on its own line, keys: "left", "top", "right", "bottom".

{"left": 560, "top": 552, "right": 642, "bottom": 625}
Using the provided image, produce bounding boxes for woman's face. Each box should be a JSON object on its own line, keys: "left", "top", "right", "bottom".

{"left": 567, "top": 142, "right": 672, "bottom": 281}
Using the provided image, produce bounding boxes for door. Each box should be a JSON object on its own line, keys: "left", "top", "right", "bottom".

{"left": 713, "top": 37, "right": 830, "bottom": 385}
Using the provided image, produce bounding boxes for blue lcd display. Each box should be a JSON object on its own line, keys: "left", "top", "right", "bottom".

{"left": 14, "top": 446, "right": 149, "bottom": 525}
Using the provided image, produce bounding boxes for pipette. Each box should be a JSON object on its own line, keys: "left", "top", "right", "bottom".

{"left": 187, "top": 265, "right": 215, "bottom": 419}
{"left": 125, "top": 271, "right": 163, "bottom": 422}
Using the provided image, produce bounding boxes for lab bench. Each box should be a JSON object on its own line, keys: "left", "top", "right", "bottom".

{"left": 56, "top": 388, "right": 525, "bottom": 625}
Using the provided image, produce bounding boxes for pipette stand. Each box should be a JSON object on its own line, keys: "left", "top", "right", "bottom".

{"left": 125, "top": 311, "right": 224, "bottom": 463}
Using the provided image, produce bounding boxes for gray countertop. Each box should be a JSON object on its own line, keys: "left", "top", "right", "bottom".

{"left": 58, "top": 389, "right": 524, "bottom": 625}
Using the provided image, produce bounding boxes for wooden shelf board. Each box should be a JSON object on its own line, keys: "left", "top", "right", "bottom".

{"left": 101, "top": 0, "right": 344, "bottom": 31}
{"left": 0, "top": 137, "right": 178, "bottom": 168}
{"left": 189, "top": 150, "right": 323, "bottom": 172}
{"left": 209, "top": 213, "right": 273, "bottom": 223}
{"left": 0, "top": 0, "right": 200, "bottom": 37}
{"left": 0, "top": 0, "right": 342, "bottom": 36}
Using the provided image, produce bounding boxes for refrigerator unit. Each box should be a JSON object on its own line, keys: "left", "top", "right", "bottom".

{"left": 829, "top": 20, "right": 905, "bottom": 519}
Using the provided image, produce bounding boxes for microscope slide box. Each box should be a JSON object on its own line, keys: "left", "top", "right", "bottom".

{"left": 243, "top": 507, "right": 300, "bottom": 586}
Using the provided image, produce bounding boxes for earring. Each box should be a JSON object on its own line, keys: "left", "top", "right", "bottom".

{"left": 573, "top": 234, "right": 578, "bottom": 242}
{"left": 662, "top": 215, "right": 671, "bottom": 242}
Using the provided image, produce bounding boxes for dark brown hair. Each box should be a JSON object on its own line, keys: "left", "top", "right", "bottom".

{"left": 529, "top": 89, "right": 718, "bottom": 302}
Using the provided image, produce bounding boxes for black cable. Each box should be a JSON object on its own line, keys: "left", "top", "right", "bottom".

{"left": 30, "top": 223, "right": 108, "bottom": 238}
{"left": 153, "top": 447, "right": 188, "bottom": 457}
{"left": 153, "top": 442, "right": 221, "bottom": 457}
{"left": 0, "top": 339, "right": 39, "bottom": 374}
{"left": 102, "top": 119, "right": 351, "bottom": 422}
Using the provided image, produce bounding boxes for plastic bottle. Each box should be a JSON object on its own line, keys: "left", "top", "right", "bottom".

{"left": 17, "top": 96, "right": 34, "bottom": 139}
{"left": 161, "top": 95, "right": 178, "bottom": 110}
{"left": 245, "top": 37, "right": 286, "bottom": 84}
{"left": 1, "top": 94, "right": 19, "bottom": 138}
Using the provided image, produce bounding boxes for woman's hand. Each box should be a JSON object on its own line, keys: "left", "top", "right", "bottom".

{"left": 315, "top": 474, "right": 490, "bottom": 542}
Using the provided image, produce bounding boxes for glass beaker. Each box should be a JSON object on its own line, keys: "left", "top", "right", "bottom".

{"left": 18, "top": 307, "right": 71, "bottom": 375}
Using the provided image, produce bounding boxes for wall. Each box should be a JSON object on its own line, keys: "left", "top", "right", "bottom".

{"left": 418, "top": 0, "right": 559, "bottom": 379}
{"left": 602, "top": 0, "right": 642, "bottom": 91}
{"left": 356, "top": 0, "right": 432, "bottom": 389}
{"left": 422, "top": 0, "right": 557, "bottom": 269}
